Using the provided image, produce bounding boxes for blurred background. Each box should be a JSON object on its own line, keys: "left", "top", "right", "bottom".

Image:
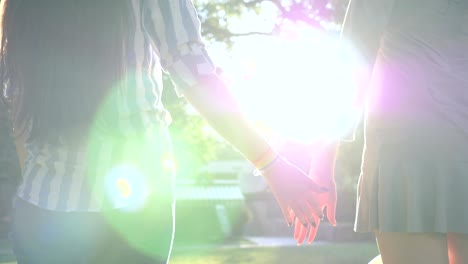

{"left": 0, "top": 0, "right": 379, "bottom": 263}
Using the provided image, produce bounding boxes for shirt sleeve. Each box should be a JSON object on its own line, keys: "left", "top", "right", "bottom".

{"left": 142, "top": 0, "right": 217, "bottom": 93}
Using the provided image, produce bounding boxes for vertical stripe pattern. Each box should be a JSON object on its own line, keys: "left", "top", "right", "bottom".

{"left": 16, "top": 0, "right": 216, "bottom": 212}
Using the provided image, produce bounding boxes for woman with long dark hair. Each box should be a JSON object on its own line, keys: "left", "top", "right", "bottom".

{"left": 0, "top": 0, "right": 327, "bottom": 263}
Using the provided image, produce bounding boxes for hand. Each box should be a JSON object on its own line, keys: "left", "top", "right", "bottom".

{"left": 262, "top": 156, "right": 329, "bottom": 227}
{"left": 293, "top": 179, "right": 336, "bottom": 245}
{"left": 294, "top": 143, "right": 338, "bottom": 245}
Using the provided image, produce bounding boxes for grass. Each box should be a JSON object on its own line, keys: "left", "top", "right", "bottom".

{"left": 0, "top": 240, "right": 379, "bottom": 264}
{"left": 170, "top": 242, "right": 379, "bottom": 264}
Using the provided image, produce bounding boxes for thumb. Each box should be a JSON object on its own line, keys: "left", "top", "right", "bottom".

{"left": 278, "top": 201, "right": 293, "bottom": 226}
{"left": 326, "top": 196, "right": 337, "bottom": 227}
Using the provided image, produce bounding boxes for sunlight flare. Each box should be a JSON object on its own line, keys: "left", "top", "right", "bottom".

{"left": 221, "top": 23, "right": 365, "bottom": 143}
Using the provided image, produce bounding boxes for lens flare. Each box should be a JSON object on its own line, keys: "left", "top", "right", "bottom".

{"left": 222, "top": 23, "right": 365, "bottom": 143}
{"left": 104, "top": 165, "right": 149, "bottom": 210}
{"left": 116, "top": 178, "right": 132, "bottom": 198}
{"left": 163, "top": 157, "right": 175, "bottom": 170}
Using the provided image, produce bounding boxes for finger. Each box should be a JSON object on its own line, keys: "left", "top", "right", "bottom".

{"left": 294, "top": 217, "right": 301, "bottom": 241}
{"left": 290, "top": 203, "right": 310, "bottom": 228}
{"left": 297, "top": 222, "right": 309, "bottom": 245}
{"left": 278, "top": 201, "right": 293, "bottom": 226}
{"left": 288, "top": 208, "right": 296, "bottom": 226}
{"left": 307, "top": 217, "right": 321, "bottom": 244}
{"left": 327, "top": 191, "right": 337, "bottom": 227}
{"left": 305, "top": 193, "right": 325, "bottom": 220}
{"left": 293, "top": 217, "right": 311, "bottom": 245}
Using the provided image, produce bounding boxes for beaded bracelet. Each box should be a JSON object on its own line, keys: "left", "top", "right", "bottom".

{"left": 253, "top": 154, "right": 281, "bottom": 176}
{"left": 253, "top": 147, "right": 276, "bottom": 167}
{"left": 253, "top": 147, "right": 280, "bottom": 176}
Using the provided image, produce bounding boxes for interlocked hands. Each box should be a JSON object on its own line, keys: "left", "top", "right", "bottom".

{"left": 278, "top": 141, "right": 339, "bottom": 245}
{"left": 261, "top": 156, "right": 329, "bottom": 228}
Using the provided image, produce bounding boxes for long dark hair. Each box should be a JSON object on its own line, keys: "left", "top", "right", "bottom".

{"left": 0, "top": 0, "right": 129, "bottom": 142}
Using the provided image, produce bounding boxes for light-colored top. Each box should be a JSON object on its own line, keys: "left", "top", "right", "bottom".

{"left": 342, "top": 0, "right": 468, "bottom": 153}
{"left": 16, "top": 0, "right": 216, "bottom": 212}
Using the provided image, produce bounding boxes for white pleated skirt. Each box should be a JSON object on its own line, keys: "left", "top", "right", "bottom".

{"left": 354, "top": 118, "right": 468, "bottom": 234}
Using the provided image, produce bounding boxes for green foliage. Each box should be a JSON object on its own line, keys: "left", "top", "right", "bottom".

{"left": 194, "top": 0, "right": 264, "bottom": 46}
{"left": 194, "top": 0, "right": 350, "bottom": 45}
{"left": 161, "top": 76, "right": 243, "bottom": 179}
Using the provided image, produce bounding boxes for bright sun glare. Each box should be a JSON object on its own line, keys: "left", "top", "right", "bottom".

{"left": 104, "top": 165, "right": 149, "bottom": 210}
{"left": 213, "top": 22, "right": 364, "bottom": 143}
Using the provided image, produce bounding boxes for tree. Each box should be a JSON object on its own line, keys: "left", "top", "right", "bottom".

{"left": 162, "top": 75, "right": 244, "bottom": 180}
{"left": 194, "top": 0, "right": 350, "bottom": 45}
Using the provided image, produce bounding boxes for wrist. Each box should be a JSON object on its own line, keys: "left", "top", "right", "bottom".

{"left": 253, "top": 154, "right": 282, "bottom": 176}
{"left": 252, "top": 146, "right": 278, "bottom": 168}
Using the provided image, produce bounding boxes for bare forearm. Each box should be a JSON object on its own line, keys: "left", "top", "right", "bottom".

{"left": 316, "top": 141, "right": 339, "bottom": 183}
{"left": 181, "top": 74, "right": 272, "bottom": 163}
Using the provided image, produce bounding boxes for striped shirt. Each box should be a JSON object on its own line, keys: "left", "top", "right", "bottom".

{"left": 16, "top": 0, "right": 216, "bottom": 212}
